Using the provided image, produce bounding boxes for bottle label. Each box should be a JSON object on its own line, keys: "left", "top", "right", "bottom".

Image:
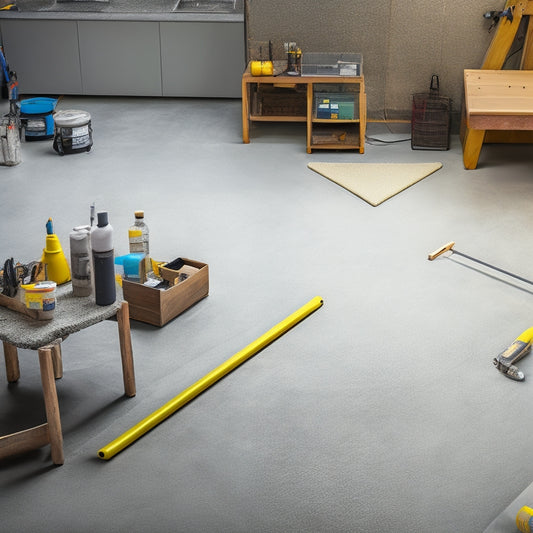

{"left": 129, "top": 229, "right": 144, "bottom": 253}
{"left": 71, "top": 252, "right": 91, "bottom": 280}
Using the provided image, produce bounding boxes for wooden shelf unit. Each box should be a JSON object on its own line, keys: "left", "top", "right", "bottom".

{"left": 242, "top": 61, "right": 366, "bottom": 153}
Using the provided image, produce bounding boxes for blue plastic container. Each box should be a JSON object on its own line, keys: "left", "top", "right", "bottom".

{"left": 20, "top": 97, "right": 58, "bottom": 141}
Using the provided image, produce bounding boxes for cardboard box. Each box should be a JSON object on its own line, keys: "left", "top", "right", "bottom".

{"left": 122, "top": 258, "right": 208, "bottom": 326}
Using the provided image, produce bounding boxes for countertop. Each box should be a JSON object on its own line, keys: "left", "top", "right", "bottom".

{"left": 0, "top": 0, "right": 244, "bottom": 22}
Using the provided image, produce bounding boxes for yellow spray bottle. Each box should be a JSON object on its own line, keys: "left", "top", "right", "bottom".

{"left": 41, "top": 218, "right": 71, "bottom": 285}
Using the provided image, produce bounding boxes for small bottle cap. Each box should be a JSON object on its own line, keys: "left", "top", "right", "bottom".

{"left": 134, "top": 211, "right": 144, "bottom": 219}
{"left": 97, "top": 212, "right": 109, "bottom": 227}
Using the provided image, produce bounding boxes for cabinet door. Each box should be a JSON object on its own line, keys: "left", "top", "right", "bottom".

{"left": 0, "top": 20, "right": 82, "bottom": 94}
{"left": 78, "top": 20, "right": 161, "bottom": 96}
{"left": 160, "top": 21, "right": 245, "bottom": 97}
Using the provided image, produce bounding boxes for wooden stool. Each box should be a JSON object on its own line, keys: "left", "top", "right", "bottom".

{"left": 0, "top": 287, "right": 135, "bottom": 466}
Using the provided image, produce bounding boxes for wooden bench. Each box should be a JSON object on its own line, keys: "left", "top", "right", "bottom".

{"left": 462, "top": 69, "right": 533, "bottom": 169}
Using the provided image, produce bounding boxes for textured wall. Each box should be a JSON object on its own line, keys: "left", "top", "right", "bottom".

{"left": 245, "top": 0, "right": 505, "bottom": 121}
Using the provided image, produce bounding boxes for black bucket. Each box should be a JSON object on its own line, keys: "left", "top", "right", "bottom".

{"left": 53, "top": 109, "right": 93, "bottom": 155}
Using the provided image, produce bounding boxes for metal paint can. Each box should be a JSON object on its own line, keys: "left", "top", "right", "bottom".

{"left": 53, "top": 109, "right": 93, "bottom": 155}
{"left": 22, "top": 281, "right": 57, "bottom": 319}
{"left": 517, "top": 506, "right": 533, "bottom": 533}
{"left": 250, "top": 60, "right": 273, "bottom": 76}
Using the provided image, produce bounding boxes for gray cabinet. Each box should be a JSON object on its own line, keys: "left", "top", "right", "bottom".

{"left": 78, "top": 20, "right": 162, "bottom": 96}
{"left": 160, "top": 21, "right": 244, "bottom": 97}
{"left": 0, "top": 18, "right": 244, "bottom": 97}
{"left": 0, "top": 19, "right": 83, "bottom": 94}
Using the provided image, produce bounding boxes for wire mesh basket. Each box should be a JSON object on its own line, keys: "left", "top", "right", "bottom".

{"left": 411, "top": 75, "right": 451, "bottom": 150}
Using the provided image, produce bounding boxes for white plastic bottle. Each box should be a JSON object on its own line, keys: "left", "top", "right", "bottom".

{"left": 128, "top": 210, "right": 150, "bottom": 272}
{"left": 91, "top": 212, "right": 115, "bottom": 306}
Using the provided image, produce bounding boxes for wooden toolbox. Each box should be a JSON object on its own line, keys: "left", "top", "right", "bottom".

{"left": 122, "top": 258, "right": 208, "bottom": 327}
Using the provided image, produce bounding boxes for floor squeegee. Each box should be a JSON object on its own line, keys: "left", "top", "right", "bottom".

{"left": 428, "top": 241, "right": 533, "bottom": 381}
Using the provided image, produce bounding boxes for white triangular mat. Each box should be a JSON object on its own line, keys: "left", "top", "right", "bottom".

{"left": 308, "top": 162, "right": 442, "bottom": 206}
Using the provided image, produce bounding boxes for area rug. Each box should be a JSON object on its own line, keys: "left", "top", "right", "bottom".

{"left": 307, "top": 162, "right": 443, "bottom": 206}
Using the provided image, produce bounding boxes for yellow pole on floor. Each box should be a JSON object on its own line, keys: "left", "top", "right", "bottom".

{"left": 97, "top": 296, "right": 324, "bottom": 460}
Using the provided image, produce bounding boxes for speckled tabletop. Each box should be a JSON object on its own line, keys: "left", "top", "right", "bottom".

{"left": 0, "top": 282, "right": 123, "bottom": 350}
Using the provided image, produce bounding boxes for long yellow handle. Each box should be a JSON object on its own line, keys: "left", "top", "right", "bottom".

{"left": 98, "top": 296, "right": 324, "bottom": 460}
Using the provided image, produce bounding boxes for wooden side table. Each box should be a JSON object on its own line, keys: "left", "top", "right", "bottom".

{"left": 242, "top": 61, "right": 366, "bottom": 153}
{"left": 0, "top": 284, "right": 135, "bottom": 465}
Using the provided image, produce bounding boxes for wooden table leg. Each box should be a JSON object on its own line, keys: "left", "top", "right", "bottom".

{"left": 242, "top": 77, "right": 250, "bottom": 144}
{"left": 116, "top": 302, "right": 136, "bottom": 398}
{"left": 38, "top": 346, "right": 64, "bottom": 465}
{"left": 3, "top": 341, "right": 20, "bottom": 383}
{"left": 462, "top": 127, "right": 486, "bottom": 170}
{"left": 51, "top": 342, "right": 63, "bottom": 380}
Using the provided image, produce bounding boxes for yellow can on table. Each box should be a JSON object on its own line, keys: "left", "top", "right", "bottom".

{"left": 21, "top": 281, "right": 57, "bottom": 318}
{"left": 250, "top": 60, "right": 273, "bottom": 76}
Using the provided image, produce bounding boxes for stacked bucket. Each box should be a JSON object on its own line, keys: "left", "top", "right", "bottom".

{"left": 19, "top": 97, "right": 93, "bottom": 155}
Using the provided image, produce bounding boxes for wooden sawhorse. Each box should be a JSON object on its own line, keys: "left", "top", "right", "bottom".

{"left": 463, "top": 69, "right": 533, "bottom": 169}
{"left": 462, "top": 0, "right": 533, "bottom": 169}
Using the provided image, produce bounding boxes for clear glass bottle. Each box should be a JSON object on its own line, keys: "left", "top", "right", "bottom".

{"left": 128, "top": 210, "right": 150, "bottom": 273}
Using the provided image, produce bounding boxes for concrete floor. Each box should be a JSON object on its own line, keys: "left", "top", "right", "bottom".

{"left": 1, "top": 95, "right": 533, "bottom": 533}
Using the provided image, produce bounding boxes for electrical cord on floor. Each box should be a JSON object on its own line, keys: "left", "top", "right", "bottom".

{"left": 365, "top": 135, "right": 411, "bottom": 145}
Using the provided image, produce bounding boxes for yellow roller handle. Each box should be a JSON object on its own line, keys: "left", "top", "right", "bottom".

{"left": 98, "top": 296, "right": 324, "bottom": 460}
{"left": 517, "top": 327, "right": 533, "bottom": 344}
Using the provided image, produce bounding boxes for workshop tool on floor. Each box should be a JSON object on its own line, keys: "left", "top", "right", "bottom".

{"left": 429, "top": 242, "right": 533, "bottom": 381}
{"left": 97, "top": 296, "right": 324, "bottom": 460}
{"left": 428, "top": 241, "right": 533, "bottom": 287}
{"left": 517, "top": 505, "right": 533, "bottom": 533}
{"left": 0, "top": 46, "right": 21, "bottom": 166}
{"left": 0, "top": 111, "right": 21, "bottom": 166}
{"left": 20, "top": 97, "right": 57, "bottom": 141}
{"left": 493, "top": 327, "right": 533, "bottom": 381}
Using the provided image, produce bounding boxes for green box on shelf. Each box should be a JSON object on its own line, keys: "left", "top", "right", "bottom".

{"left": 338, "top": 102, "right": 355, "bottom": 120}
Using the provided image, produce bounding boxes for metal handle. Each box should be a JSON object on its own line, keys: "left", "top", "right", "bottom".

{"left": 430, "top": 74, "right": 440, "bottom": 93}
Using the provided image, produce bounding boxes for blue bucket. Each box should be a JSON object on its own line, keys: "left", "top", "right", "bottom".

{"left": 20, "top": 97, "right": 58, "bottom": 141}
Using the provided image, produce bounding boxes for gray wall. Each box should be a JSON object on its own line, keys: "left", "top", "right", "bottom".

{"left": 245, "top": 0, "right": 504, "bottom": 121}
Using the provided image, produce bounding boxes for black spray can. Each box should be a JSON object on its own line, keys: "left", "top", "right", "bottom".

{"left": 91, "top": 211, "right": 116, "bottom": 306}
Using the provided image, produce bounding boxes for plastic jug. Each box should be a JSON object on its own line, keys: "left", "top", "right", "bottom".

{"left": 41, "top": 218, "right": 71, "bottom": 285}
